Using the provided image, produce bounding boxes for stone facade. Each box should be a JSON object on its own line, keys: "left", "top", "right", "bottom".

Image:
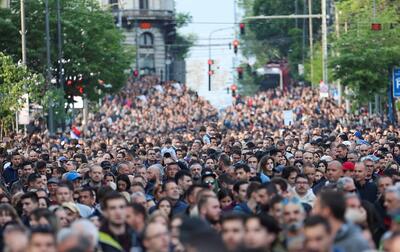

{"left": 99, "top": 0, "right": 177, "bottom": 81}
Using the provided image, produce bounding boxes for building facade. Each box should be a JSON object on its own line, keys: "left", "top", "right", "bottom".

{"left": 0, "top": 0, "right": 10, "bottom": 8}
{"left": 99, "top": 0, "right": 177, "bottom": 81}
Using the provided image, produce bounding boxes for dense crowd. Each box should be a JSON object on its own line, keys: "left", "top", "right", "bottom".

{"left": 1, "top": 76, "right": 400, "bottom": 252}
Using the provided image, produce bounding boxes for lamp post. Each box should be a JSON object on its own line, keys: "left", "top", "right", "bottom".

{"left": 208, "top": 27, "right": 233, "bottom": 91}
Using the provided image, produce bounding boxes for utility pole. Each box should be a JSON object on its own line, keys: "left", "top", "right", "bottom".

{"left": 208, "top": 27, "right": 233, "bottom": 91}
{"left": 56, "top": 0, "right": 64, "bottom": 89}
{"left": 334, "top": 6, "right": 342, "bottom": 106}
{"left": 308, "top": 0, "right": 314, "bottom": 84}
{"left": 321, "top": 0, "right": 328, "bottom": 86}
{"left": 18, "top": 0, "right": 27, "bottom": 133}
{"left": 118, "top": 0, "right": 122, "bottom": 28}
{"left": 45, "top": 0, "right": 54, "bottom": 135}
{"left": 20, "top": 0, "right": 26, "bottom": 65}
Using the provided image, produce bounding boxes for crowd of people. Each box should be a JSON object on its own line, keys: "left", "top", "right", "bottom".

{"left": 1, "top": 76, "right": 400, "bottom": 252}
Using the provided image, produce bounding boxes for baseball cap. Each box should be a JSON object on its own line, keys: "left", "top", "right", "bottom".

{"left": 58, "top": 156, "right": 68, "bottom": 162}
{"left": 342, "top": 161, "right": 355, "bottom": 171}
{"left": 201, "top": 168, "right": 216, "bottom": 180}
{"left": 47, "top": 178, "right": 60, "bottom": 184}
{"left": 64, "top": 171, "right": 81, "bottom": 182}
{"left": 100, "top": 160, "right": 112, "bottom": 169}
{"left": 62, "top": 202, "right": 80, "bottom": 216}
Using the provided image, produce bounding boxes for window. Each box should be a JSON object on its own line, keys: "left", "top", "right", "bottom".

{"left": 139, "top": 0, "right": 149, "bottom": 9}
{"left": 139, "top": 32, "right": 154, "bottom": 48}
{"left": 139, "top": 54, "right": 155, "bottom": 74}
{"left": 109, "top": 0, "right": 118, "bottom": 11}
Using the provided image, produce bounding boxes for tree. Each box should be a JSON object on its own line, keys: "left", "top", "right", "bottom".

{"left": 0, "top": 0, "right": 133, "bottom": 101}
{"left": 330, "top": 0, "right": 400, "bottom": 104}
{"left": 170, "top": 12, "right": 196, "bottom": 60}
{"left": 238, "top": 0, "right": 321, "bottom": 94}
{"left": 0, "top": 53, "right": 43, "bottom": 135}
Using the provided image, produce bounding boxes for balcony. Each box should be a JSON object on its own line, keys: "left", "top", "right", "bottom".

{"left": 112, "top": 9, "right": 175, "bottom": 21}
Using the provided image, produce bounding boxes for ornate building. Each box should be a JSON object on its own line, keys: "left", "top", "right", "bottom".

{"left": 99, "top": 0, "right": 177, "bottom": 81}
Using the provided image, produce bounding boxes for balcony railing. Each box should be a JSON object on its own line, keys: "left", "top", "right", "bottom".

{"left": 112, "top": 9, "right": 175, "bottom": 20}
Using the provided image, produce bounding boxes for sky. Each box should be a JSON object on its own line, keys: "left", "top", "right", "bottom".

{"left": 175, "top": 0, "right": 240, "bottom": 108}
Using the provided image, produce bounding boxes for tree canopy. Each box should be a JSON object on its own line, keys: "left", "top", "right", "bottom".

{"left": 0, "top": 0, "right": 133, "bottom": 100}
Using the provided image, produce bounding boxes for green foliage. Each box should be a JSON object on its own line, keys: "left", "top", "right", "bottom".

{"left": 238, "top": 0, "right": 321, "bottom": 94}
{"left": 0, "top": 53, "right": 43, "bottom": 134}
{"left": 0, "top": 0, "right": 133, "bottom": 101}
{"left": 330, "top": 0, "right": 400, "bottom": 103}
{"left": 171, "top": 12, "right": 196, "bottom": 60}
{"left": 176, "top": 12, "right": 193, "bottom": 29}
{"left": 170, "top": 33, "right": 197, "bottom": 60}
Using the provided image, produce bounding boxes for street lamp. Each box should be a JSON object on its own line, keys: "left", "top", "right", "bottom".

{"left": 208, "top": 26, "right": 233, "bottom": 91}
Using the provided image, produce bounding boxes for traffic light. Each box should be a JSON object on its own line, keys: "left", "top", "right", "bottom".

{"left": 231, "top": 84, "right": 237, "bottom": 97}
{"left": 64, "top": 77, "right": 84, "bottom": 96}
{"left": 240, "top": 23, "right": 245, "bottom": 35}
{"left": 237, "top": 67, "right": 243, "bottom": 80}
{"left": 371, "top": 23, "right": 382, "bottom": 31}
{"left": 133, "top": 69, "right": 139, "bottom": 78}
{"left": 233, "top": 40, "right": 239, "bottom": 54}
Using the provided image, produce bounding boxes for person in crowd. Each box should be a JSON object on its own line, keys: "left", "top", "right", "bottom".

{"left": 0, "top": 76, "right": 399, "bottom": 252}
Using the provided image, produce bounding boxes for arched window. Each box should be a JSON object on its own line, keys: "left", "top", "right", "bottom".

{"left": 139, "top": 32, "right": 154, "bottom": 47}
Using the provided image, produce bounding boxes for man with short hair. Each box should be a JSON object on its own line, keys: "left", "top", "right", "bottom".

{"left": 175, "top": 170, "right": 193, "bottom": 196}
{"left": 326, "top": 160, "right": 343, "bottom": 184}
{"left": 384, "top": 185, "right": 400, "bottom": 215}
{"left": 336, "top": 144, "right": 348, "bottom": 162}
{"left": 163, "top": 181, "right": 188, "bottom": 215}
{"left": 189, "top": 162, "right": 202, "bottom": 183}
{"left": 86, "top": 164, "right": 103, "bottom": 189}
{"left": 142, "top": 222, "right": 170, "bottom": 252}
{"left": 304, "top": 215, "right": 335, "bottom": 252}
{"left": 221, "top": 214, "right": 246, "bottom": 251}
{"left": 303, "top": 151, "right": 314, "bottom": 165}
{"left": 3, "top": 152, "right": 22, "bottom": 187}
{"left": 336, "top": 177, "right": 357, "bottom": 193}
{"left": 126, "top": 203, "right": 147, "bottom": 234}
{"left": 312, "top": 190, "right": 370, "bottom": 251}
{"left": 79, "top": 187, "right": 96, "bottom": 208}
{"left": 145, "top": 164, "right": 161, "bottom": 193}
{"left": 293, "top": 174, "right": 316, "bottom": 206}
{"left": 56, "top": 182, "right": 93, "bottom": 218}
{"left": 28, "top": 226, "right": 57, "bottom": 252}
{"left": 354, "top": 162, "right": 378, "bottom": 203}
{"left": 233, "top": 181, "right": 249, "bottom": 204}
{"left": 198, "top": 195, "right": 221, "bottom": 227}
{"left": 165, "top": 162, "right": 180, "bottom": 181}
{"left": 27, "top": 173, "right": 43, "bottom": 191}
{"left": 21, "top": 192, "right": 39, "bottom": 221}
{"left": 144, "top": 149, "right": 158, "bottom": 167}
{"left": 234, "top": 163, "right": 251, "bottom": 182}
{"left": 99, "top": 191, "right": 137, "bottom": 252}
{"left": 233, "top": 182, "right": 260, "bottom": 214}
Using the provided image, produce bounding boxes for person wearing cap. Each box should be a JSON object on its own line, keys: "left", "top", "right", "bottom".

{"left": 201, "top": 168, "right": 218, "bottom": 192}
{"left": 63, "top": 171, "right": 82, "bottom": 190}
{"left": 62, "top": 202, "right": 81, "bottom": 224}
{"left": 56, "top": 182, "right": 93, "bottom": 218}
{"left": 47, "top": 178, "right": 59, "bottom": 205}
{"left": 342, "top": 161, "right": 355, "bottom": 178}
